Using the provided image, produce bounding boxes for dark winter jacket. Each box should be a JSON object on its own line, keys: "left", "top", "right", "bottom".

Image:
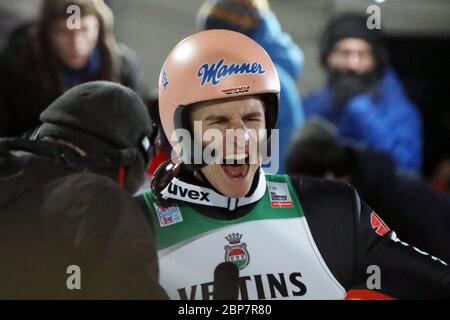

{"left": 304, "top": 69, "right": 423, "bottom": 173}
{"left": 348, "top": 147, "right": 450, "bottom": 263}
{"left": 0, "top": 139, "right": 166, "bottom": 299}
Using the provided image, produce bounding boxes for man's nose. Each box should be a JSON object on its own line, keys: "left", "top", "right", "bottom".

{"left": 229, "top": 119, "right": 250, "bottom": 139}
{"left": 345, "top": 52, "right": 362, "bottom": 72}
{"left": 225, "top": 119, "right": 250, "bottom": 150}
{"left": 69, "top": 32, "right": 85, "bottom": 52}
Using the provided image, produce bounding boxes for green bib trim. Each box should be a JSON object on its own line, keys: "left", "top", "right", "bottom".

{"left": 143, "top": 174, "right": 305, "bottom": 250}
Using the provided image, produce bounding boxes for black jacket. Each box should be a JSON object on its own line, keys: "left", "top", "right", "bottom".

{"left": 293, "top": 177, "right": 449, "bottom": 299}
{"left": 0, "top": 23, "right": 143, "bottom": 137}
{"left": 138, "top": 167, "right": 450, "bottom": 299}
{"left": 349, "top": 147, "right": 450, "bottom": 263}
{"left": 0, "top": 140, "right": 166, "bottom": 299}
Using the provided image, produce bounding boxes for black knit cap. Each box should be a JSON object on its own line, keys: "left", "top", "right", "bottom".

{"left": 320, "top": 12, "right": 388, "bottom": 73}
{"left": 38, "top": 81, "right": 154, "bottom": 166}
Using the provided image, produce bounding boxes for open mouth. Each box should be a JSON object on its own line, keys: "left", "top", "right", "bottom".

{"left": 221, "top": 153, "right": 250, "bottom": 179}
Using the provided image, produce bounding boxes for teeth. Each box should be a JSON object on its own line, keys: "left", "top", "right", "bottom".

{"left": 224, "top": 153, "right": 248, "bottom": 161}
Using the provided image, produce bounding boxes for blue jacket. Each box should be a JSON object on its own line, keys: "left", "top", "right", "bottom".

{"left": 253, "top": 10, "right": 305, "bottom": 173}
{"left": 304, "top": 69, "right": 422, "bottom": 173}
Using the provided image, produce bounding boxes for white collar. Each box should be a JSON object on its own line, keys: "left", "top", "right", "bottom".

{"left": 160, "top": 169, "right": 266, "bottom": 211}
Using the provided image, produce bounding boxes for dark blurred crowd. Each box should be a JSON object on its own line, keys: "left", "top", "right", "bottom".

{"left": 0, "top": 0, "right": 448, "bottom": 299}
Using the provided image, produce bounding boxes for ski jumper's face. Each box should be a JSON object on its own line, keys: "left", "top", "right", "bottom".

{"left": 190, "top": 96, "right": 266, "bottom": 198}
{"left": 50, "top": 15, "right": 100, "bottom": 70}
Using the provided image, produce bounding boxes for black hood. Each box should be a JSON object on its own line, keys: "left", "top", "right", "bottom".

{"left": 0, "top": 139, "right": 127, "bottom": 208}
{"left": 0, "top": 140, "right": 74, "bottom": 209}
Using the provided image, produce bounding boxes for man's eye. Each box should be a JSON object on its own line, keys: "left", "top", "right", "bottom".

{"left": 209, "top": 120, "right": 225, "bottom": 125}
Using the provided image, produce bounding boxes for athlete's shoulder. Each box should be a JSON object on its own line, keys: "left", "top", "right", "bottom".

{"left": 272, "top": 174, "right": 357, "bottom": 197}
{"left": 266, "top": 173, "right": 361, "bottom": 221}
{"left": 285, "top": 175, "right": 361, "bottom": 290}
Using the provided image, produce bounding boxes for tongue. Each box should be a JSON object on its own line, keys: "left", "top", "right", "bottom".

{"left": 222, "top": 164, "right": 247, "bottom": 178}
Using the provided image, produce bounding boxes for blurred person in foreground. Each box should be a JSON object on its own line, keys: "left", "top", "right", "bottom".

{"left": 0, "top": 81, "right": 166, "bottom": 299}
{"left": 0, "top": 0, "right": 143, "bottom": 137}
{"left": 138, "top": 29, "right": 449, "bottom": 300}
{"left": 304, "top": 13, "right": 422, "bottom": 174}
{"left": 197, "top": 0, "right": 305, "bottom": 173}
{"left": 286, "top": 119, "right": 450, "bottom": 264}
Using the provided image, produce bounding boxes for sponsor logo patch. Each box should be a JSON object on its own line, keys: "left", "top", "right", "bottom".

{"left": 167, "top": 182, "right": 210, "bottom": 202}
{"left": 198, "top": 58, "right": 265, "bottom": 86}
{"left": 268, "top": 182, "right": 294, "bottom": 208}
{"left": 370, "top": 212, "right": 390, "bottom": 236}
{"left": 161, "top": 63, "right": 169, "bottom": 90}
{"left": 222, "top": 86, "right": 250, "bottom": 95}
{"left": 224, "top": 233, "right": 250, "bottom": 270}
{"left": 154, "top": 204, "right": 183, "bottom": 227}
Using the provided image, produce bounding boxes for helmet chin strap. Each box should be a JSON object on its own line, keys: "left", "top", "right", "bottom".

{"left": 193, "top": 168, "right": 209, "bottom": 185}
{"left": 159, "top": 168, "right": 266, "bottom": 211}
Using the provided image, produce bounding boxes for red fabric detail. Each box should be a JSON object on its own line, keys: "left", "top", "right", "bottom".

{"left": 346, "top": 289, "right": 394, "bottom": 300}
{"left": 370, "top": 212, "right": 390, "bottom": 236}
{"left": 117, "top": 166, "right": 126, "bottom": 187}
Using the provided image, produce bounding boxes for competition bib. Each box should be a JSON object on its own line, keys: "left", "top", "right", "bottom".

{"left": 143, "top": 174, "right": 346, "bottom": 300}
